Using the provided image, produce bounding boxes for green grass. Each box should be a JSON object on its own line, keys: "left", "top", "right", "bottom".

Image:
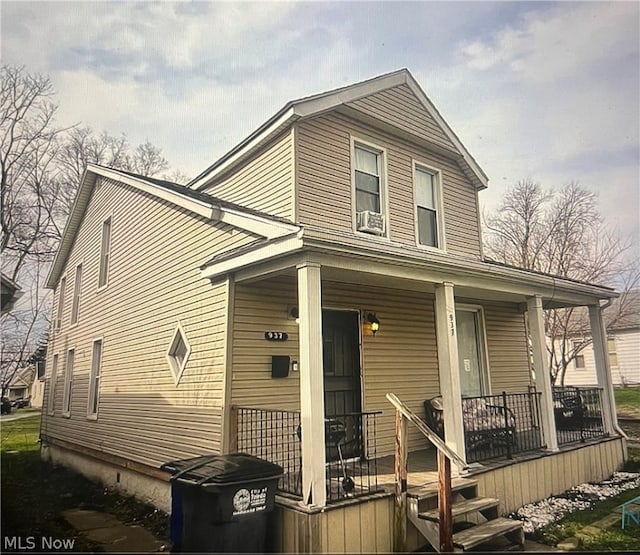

{"left": 531, "top": 447, "right": 640, "bottom": 551}
{"left": 614, "top": 386, "right": 640, "bottom": 412}
{"left": 1, "top": 414, "right": 169, "bottom": 551}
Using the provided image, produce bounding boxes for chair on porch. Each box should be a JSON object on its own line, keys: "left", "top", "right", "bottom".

{"left": 424, "top": 395, "right": 516, "bottom": 453}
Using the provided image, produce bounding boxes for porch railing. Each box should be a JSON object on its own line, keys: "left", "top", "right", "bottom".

{"left": 552, "top": 386, "right": 606, "bottom": 446}
{"left": 234, "top": 406, "right": 382, "bottom": 503}
{"left": 461, "top": 391, "right": 545, "bottom": 463}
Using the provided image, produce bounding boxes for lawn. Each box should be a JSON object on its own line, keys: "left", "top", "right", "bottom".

{"left": 1, "top": 413, "right": 169, "bottom": 551}
{"left": 615, "top": 386, "right": 640, "bottom": 415}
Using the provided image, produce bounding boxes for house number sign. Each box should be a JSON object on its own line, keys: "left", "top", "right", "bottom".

{"left": 265, "top": 331, "right": 288, "bottom": 341}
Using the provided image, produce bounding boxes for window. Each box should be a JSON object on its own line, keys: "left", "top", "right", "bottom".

{"left": 47, "top": 354, "right": 58, "bottom": 415}
{"left": 166, "top": 324, "right": 191, "bottom": 384}
{"left": 71, "top": 264, "right": 82, "bottom": 325}
{"left": 55, "top": 277, "right": 66, "bottom": 331}
{"left": 354, "top": 144, "right": 382, "bottom": 214}
{"left": 87, "top": 340, "right": 103, "bottom": 418}
{"left": 575, "top": 353, "right": 586, "bottom": 369}
{"left": 572, "top": 340, "right": 586, "bottom": 369}
{"left": 415, "top": 165, "right": 442, "bottom": 248}
{"left": 98, "top": 218, "right": 112, "bottom": 288}
{"left": 608, "top": 337, "right": 618, "bottom": 367}
{"left": 62, "top": 349, "right": 74, "bottom": 416}
{"left": 456, "top": 306, "right": 489, "bottom": 397}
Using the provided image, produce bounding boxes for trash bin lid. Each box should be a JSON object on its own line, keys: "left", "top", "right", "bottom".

{"left": 161, "top": 453, "right": 283, "bottom": 486}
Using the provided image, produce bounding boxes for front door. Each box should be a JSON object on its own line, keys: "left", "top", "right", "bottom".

{"left": 456, "top": 308, "right": 488, "bottom": 397}
{"left": 322, "top": 310, "right": 362, "bottom": 459}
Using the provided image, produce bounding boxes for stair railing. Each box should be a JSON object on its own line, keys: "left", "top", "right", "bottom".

{"left": 386, "top": 393, "right": 469, "bottom": 553}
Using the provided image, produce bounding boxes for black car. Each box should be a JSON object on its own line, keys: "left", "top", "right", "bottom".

{"left": 1, "top": 398, "right": 11, "bottom": 414}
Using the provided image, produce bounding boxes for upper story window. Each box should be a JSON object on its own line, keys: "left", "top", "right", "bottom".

{"left": 98, "top": 217, "right": 112, "bottom": 288}
{"left": 71, "top": 264, "right": 82, "bottom": 325}
{"left": 353, "top": 141, "right": 386, "bottom": 236}
{"left": 608, "top": 337, "right": 618, "bottom": 367}
{"left": 415, "top": 165, "right": 443, "bottom": 249}
{"left": 55, "top": 277, "right": 66, "bottom": 331}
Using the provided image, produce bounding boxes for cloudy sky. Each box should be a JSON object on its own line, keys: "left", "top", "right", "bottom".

{"left": 2, "top": 1, "right": 639, "bottom": 250}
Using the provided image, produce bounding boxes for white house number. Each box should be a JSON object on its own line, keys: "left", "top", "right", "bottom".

{"left": 265, "top": 331, "right": 288, "bottom": 341}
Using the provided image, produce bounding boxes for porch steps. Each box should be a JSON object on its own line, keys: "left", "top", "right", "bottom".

{"left": 407, "top": 478, "right": 524, "bottom": 552}
{"left": 418, "top": 496, "right": 500, "bottom": 521}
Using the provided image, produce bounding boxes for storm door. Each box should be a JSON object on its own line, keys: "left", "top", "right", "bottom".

{"left": 456, "top": 307, "right": 489, "bottom": 397}
{"left": 322, "top": 310, "right": 362, "bottom": 459}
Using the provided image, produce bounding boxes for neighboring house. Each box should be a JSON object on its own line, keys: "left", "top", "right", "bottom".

{"left": 6, "top": 369, "right": 32, "bottom": 402}
{"left": 563, "top": 291, "right": 640, "bottom": 387}
{"left": 40, "top": 69, "right": 625, "bottom": 553}
{"left": 1, "top": 273, "right": 23, "bottom": 314}
{"left": 28, "top": 345, "right": 47, "bottom": 408}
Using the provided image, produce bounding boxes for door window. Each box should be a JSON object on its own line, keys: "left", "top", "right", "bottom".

{"left": 456, "top": 308, "right": 488, "bottom": 397}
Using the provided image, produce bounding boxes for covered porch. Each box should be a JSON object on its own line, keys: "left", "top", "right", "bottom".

{"left": 204, "top": 230, "right": 622, "bottom": 513}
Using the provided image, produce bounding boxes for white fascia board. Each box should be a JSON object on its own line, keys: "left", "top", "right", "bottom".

{"left": 190, "top": 108, "right": 297, "bottom": 190}
{"left": 91, "top": 166, "right": 218, "bottom": 220}
{"left": 218, "top": 207, "right": 299, "bottom": 239}
{"left": 46, "top": 170, "right": 97, "bottom": 288}
{"left": 200, "top": 235, "right": 304, "bottom": 280}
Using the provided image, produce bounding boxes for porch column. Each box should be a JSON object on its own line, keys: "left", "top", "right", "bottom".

{"left": 434, "top": 282, "right": 466, "bottom": 463}
{"left": 588, "top": 304, "right": 617, "bottom": 435}
{"left": 527, "top": 295, "right": 559, "bottom": 451}
{"left": 297, "top": 262, "right": 327, "bottom": 507}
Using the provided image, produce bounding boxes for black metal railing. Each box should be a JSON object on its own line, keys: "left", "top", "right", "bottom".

{"left": 552, "top": 386, "right": 606, "bottom": 446}
{"left": 235, "top": 407, "right": 382, "bottom": 503}
{"left": 235, "top": 407, "right": 302, "bottom": 498}
{"left": 461, "top": 391, "right": 545, "bottom": 463}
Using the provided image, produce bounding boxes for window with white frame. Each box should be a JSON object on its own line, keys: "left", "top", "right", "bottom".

{"left": 55, "top": 277, "right": 66, "bottom": 331}
{"left": 87, "top": 339, "right": 103, "bottom": 418}
{"left": 572, "top": 341, "right": 586, "bottom": 369}
{"left": 166, "top": 324, "right": 191, "bottom": 384}
{"left": 47, "top": 354, "right": 58, "bottom": 415}
{"left": 71, "top": 264, "right": 82, "bottom": 325}
{"left": 415, "top": 165, "right": 441, "bottom": 248}
{"left": 98, "top": 218, "right": 112, "bottom": 288}
{"left": 62, "top": 349, "right": 74, "bottom": 416}
{"left": 354, "top": 142, "right": 386, "bottom": 236}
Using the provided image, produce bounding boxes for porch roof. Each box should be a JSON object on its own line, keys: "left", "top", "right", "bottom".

{"left": 201, "top": 225, "right": 617, "bottom": 308}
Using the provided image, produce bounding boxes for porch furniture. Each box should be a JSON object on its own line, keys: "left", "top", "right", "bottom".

{"left": 621, "top": 495, "right": 640, "bottom": 529}
{"left": 552, "top": 386, "right": 586, "bottom": 430}
{"left": 424, "top": 396, "right": 516, "bottom": 452}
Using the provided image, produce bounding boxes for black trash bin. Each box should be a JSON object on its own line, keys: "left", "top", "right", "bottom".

{"left": 161, "top": 453, "right": 283, "bottom": 553}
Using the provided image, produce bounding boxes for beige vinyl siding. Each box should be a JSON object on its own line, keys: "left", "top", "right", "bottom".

{"left": 42, "top": 176, "right": 258, "bottom": 468}
{"left": 482, "top": 302, "right": 532, "bottom": 393}
{"left": 296, "top": 112, "right": 481, "bottom": 258}
{"left": 202, "top": 131, "right": 294, "bottom": 221}
{"left": 346, "top": 84, "right": 457, "bottom": 152}
{"left": 231, "top": 276, "right": 440, "bottom": 457}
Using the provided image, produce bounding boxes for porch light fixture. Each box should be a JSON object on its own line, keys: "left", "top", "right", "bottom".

{"left": 367, "top": 313, "right": 380, "bottom": 335}
{"left": 289, "top": 306, "right": 300, "bottom": 324}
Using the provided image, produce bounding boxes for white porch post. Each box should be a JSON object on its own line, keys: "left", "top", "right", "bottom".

{"left": 588, "top": 304, "right": 617, "bottom": 435}
{"left": 434, "top": 282, "right": 466, "bottom": 464}
{"left": 527, "top": 295, "right": 559, "bottom": 451}
{"left": 297, "top": 262, "right": 326, "bottom": 507}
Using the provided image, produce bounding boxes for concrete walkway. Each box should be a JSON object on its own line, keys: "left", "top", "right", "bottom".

{"left": 62, "top": 509, "right": 167, "bottom": 553}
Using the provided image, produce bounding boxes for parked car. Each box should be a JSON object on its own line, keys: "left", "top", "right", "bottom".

{"left": 11, "top": 397, "right": 30, "bottom": 409}
{"left": 1, "top": 398, "right": 11, "bottom": 414}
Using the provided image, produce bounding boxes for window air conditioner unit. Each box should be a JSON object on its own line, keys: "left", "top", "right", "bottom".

{"left": 356, "top": 210, "right": 385, "bottom": 235}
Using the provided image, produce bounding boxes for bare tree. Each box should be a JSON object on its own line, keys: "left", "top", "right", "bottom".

{"left": 484, "top": 180, "right": 638, "bottom": 384}
{"left": 0, "top": 66, "right": 184, "bottom": 398}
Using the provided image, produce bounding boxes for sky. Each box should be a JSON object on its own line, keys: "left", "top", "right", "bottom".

{"left": 2, "top": 0, "right": 639, "bottom": 252}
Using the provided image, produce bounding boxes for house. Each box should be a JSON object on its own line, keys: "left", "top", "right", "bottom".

{"left": 1, "top": 272, "right": 23, "bottom": 314}
{"left": 563, "top": 290, "right": 640, "bottom": 387}
{"left": 40, "top": 69, "right": 626, "bottom": 553}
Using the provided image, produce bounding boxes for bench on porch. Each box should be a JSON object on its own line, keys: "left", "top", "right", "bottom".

{"left": 424, "top": 396, "right": 516, "bottom": 453}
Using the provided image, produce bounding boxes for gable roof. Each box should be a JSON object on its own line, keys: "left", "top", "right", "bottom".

{"left": 45, "top": 165, "right": 299, "bottom": 289}
{"left": 188, "top": 68, "right": 488, "bottom": 191}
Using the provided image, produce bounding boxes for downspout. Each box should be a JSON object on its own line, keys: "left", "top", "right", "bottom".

{"left": 600, "top": 298, "right": 627, "bottom": 439}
